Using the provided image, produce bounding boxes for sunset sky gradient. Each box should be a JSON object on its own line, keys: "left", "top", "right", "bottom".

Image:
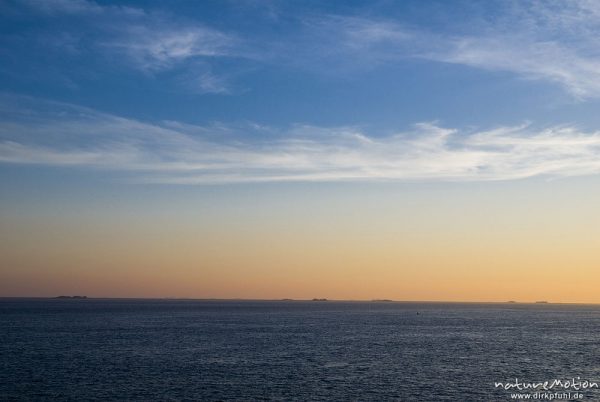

{"left": 1, "top": 0, "right": 600, "bottom": 302}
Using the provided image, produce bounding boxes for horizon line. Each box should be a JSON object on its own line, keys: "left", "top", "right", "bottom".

{"left": 1, "top": 296, "right": 598, "bottom": 305}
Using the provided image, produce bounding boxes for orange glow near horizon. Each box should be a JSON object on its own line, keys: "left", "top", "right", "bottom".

{"left": 2, "top": 179, "right": 600, "bottom": 302}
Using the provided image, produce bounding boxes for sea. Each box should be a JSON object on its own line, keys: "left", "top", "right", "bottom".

{"left": 1, "top": 299, "right": 600, "bottom": 401}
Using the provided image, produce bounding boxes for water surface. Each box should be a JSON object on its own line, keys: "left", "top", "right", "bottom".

{"left": 1, "top": 299, "right": 599, "bottom": 401}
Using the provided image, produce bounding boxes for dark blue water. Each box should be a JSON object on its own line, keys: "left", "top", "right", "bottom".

{"left": 2, "top": 299, "right": 600, "bottom": 401}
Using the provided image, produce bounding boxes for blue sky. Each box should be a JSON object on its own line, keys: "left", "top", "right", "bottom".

{"left": 2, "top": 0, "right": 600, "bottom": 184}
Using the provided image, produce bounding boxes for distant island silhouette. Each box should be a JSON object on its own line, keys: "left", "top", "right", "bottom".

{"left": 311, "top": 298, "right": 328, "bottom": 302}
{"left": 55, "top": 295, "right": 88, "bottom": 299}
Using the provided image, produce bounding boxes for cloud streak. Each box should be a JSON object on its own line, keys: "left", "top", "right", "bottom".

{"left": 105, "top": 25, "right": 236, "bottom": 73}
{"left": 11, "top": 0, "right": 240, "bottom": 92}
{"left": 2, "top": 96, "right": 600, "bottom": 183}
{"left": 309, "top": 1, "right": 600, "bottom": 98}
{"left": 427, "top": 33, "right": 600, "bottom": 99}
{"left": 10, "top": 1, "right": 600, "bottom": 97}
{"left": 436, "top": 0, "right": 600, "bottom": 99}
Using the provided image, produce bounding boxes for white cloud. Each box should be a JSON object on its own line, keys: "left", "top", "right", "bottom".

{"left": 315, "top": 16, "right": 409, "bottom": 50}
{"left": 2, "top": 96, "right": 600, "bottom": 183}
{"left": 14, "top": 0, "right": 238, "bottom": 82}
{"left": 313, "top": 2, "right": 600, "bottom": 98}
{"left": 436, "top": 1, "right": 600, "bottom": 98}
{"left": 107, "top": 25, "right": 236, "bottom": 72}
{"left": 427, "top": 34, "right": 600, "bottom": 99}
{"left": 13, "top": 1, "right": 600, "bottom": 98}
{"left": 193, "top": 71, "right": 231, "bottom": 94}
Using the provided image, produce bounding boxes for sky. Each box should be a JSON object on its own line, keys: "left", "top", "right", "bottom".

{"left": 1, "top": 0, "right": 600, "bottom": 302}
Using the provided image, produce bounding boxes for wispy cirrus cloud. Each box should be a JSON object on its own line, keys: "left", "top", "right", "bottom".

{"left": 307, "top": 1, "right": 600, "bottom": 98}
{"left": 11, "top": 1, "right": 600, "bottom": 97}
{"left": 9, "top": 0, "right": 240, "bottom": 93}
{"left": 430, "top": 40, "right": 600, "bottom": 99}
{"left": 105, "top": 25, "right": 236, "bottom": 73}
{"left": 2, "top": 95, "right": 600, "bottom": 183}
